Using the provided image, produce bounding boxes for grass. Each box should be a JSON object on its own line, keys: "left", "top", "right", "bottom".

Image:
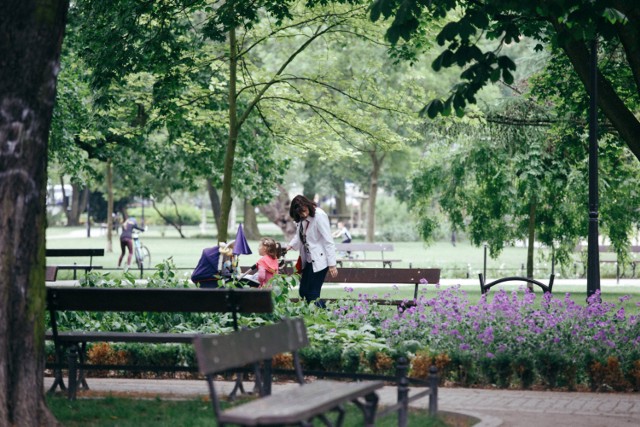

{"left": 46, "top": 225, "right": 632, "bottom": 279}
{"left": 46, "top": 225, "right": 640, "bottom": 313}
{"left": 47, "top": 395, "right": 455, "bottom": 426}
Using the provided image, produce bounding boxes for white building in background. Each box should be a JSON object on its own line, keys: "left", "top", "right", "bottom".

{"left": 47, "top": 184, "right": 72, "bottom": 206}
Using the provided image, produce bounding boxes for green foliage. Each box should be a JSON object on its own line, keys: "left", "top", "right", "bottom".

{"left": 374, "top": 194, "right": 420, "bottom": 242}
{"left": 371, "top": 0, "right": 640, "bottom": 161}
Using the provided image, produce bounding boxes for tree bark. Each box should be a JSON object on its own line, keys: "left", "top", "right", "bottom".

{"left": 243, "top": 199, "right": 261, "bottom": 240}
{"left": 151, "top": 196, "right": 186, "bottom": 238}
{"left": 0, "top": 1, "right": 68, "bottom": 425}
{"left": 206, "top": 179, "right": 222, "bottom": 236}
{"left": 526, "top": 199, "right": 537, "bottom": 290}
{"left": 366, "top": 152, "right": 385, "bottom": 242}
{"left": 219, "top": 27, "right": 238, "bottom": 243}
{"left": 259, "top": 185, "right": 297, "bottom": 242}
{"left": 554, "top": 21, "right": 640, "bottom": 161}
{"left": 106, "top": 159, "right": 114, "bottom": 252}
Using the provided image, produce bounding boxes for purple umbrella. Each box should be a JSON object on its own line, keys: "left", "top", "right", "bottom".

{"left": 233, "top": 223, "right": 252, "bottom": 255}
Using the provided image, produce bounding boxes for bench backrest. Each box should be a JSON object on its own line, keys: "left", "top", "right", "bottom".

{"left": 46, "top": 249, "right": 105, "bottom": 257}
{"left": 327, "top": 267, "right": 439, "bottom": 285}
{"left": 194, "top": 317, "right": 308, "bottom": 374}
{"left": 46, "top": 287, "right": 273, "bottom": 314}
{"left": 335, "top": 243, "right": 393, "bottom": 252}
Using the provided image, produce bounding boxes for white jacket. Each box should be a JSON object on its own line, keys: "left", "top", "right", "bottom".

{"left": 288, "top": 208, "right": 337, "bottom": 273}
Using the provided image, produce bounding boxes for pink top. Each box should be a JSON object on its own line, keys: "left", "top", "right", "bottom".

{"left": 257, "top": 255, "right": 279, "bottom": 287}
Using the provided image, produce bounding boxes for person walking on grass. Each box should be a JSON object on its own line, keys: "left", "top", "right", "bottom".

{"left": 117, "top": 216, "right": 144, "bottom": 269}
{"left": 287, "top": 195, "right": 337, "bottom": 307}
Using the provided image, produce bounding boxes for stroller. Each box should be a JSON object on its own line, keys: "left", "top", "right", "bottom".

{"left": 191, "top": 244, "right": 260, "bottom": 288}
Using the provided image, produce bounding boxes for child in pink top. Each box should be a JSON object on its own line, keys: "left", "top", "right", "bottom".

{"left": 256, "top": 237, "right": 279, "bottom": 287}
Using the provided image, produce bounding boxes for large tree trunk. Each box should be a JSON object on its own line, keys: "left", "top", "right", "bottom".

{"left": 243, "top": 199, "right": 261, "bottom": 240}
{"left": 219, "top": 27, "right": 238, "bottom": 243}
{"left": 0, "top": 1, "right": 68, "bottom": 425}
{"left": 259, "top": 185, "right": 297, "bottom": 242}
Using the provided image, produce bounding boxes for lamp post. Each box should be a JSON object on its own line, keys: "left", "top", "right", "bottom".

{"left": 587, "top": 37, "right": 600, "bottom": 300}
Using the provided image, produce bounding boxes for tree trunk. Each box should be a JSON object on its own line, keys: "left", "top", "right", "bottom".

{"left": 106, "top": 159, "right": 114, "bottom": 252}
{"left": 219, "top": 27, "right": 238, "bottom": 243}
{"left": 331, "top": 178, "right": 347, "bottom": 216}
{"left": 206, "top": 179, "right": 222, "bottom": 236}
{"left": 366, "top": 152, "right": 384, "bottom": 242}
{"left": 243, "top": 199, "right": 261, "bottom": 240}
{"left": 0, "top": 1, "right": 68, "bottom": 425}
{"left": 526, "top": 199, "right": 537, "bottom": 291}
{"left": 259, "top": 185, "right": 297, "bottom": 242}
{"left": 151, "top": 196, "right": 186, "bottom": 238}
{"left": 554, "top": 21, "right": 640, "bottom": 161}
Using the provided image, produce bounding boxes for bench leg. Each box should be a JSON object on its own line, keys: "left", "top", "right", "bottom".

{"left": 362, "top": 392, "right": 379, "bottom": 427}
{"left": 78, "top": 342, "right": 90, "bottom": 391}
{"left": 397, "top": 358, "right": 410, "bottom": 427}
{"left": 228, "top": 372, "right": 247, "bottom": 401}
{"left": 67, "top": 345, "right": 79, "bottom": 400}
{"left": 48, "top": 344, "right": 68, "bottom": 394}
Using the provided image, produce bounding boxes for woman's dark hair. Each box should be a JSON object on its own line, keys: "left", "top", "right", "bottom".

{"left": 289, "top": 195, "right": 317, "bottom": 222}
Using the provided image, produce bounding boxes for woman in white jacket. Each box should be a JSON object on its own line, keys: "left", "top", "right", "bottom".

{"left": 287, "top": 195, "right": 338, "bottom": 306}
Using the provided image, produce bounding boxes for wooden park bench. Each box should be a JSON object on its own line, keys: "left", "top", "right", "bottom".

{"left": 46, "top": 248, "right": 105, "bottom": 280}
{"left": 45, "top": 286, "right": 273, "bottom": 400}
{"left": 281, "top": 267, "right": 441, "bottom": 306}
{"left": 194, "top": 317, "right": 385, "bottom": 426}
{"left": 335, "top": 243, "right": 401, "bottom": 268}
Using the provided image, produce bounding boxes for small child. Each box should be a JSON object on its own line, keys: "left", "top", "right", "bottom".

{"left": 253, "top": 237, "right": 279, "bottom": 287}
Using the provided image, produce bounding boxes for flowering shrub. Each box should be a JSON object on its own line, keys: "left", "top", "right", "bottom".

{"left": 59, "top": 265, "right": 640, "bottom": 390}
{"left": 326, "top": 284, "right": 640, "bottom": 390}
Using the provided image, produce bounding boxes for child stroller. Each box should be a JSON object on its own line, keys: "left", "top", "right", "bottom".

{"left": 191, "top": 243, "right": 260, "bottom": 288}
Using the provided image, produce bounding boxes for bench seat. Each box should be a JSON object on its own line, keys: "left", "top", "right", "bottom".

{"left": 220, "top": 380, "right": 383, "bottom": 426}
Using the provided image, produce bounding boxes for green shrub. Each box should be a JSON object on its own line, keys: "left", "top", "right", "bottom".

{"left": 341, "top": 348, "right": 361, "bottom": 373}
{"left": 319, "top": 345, "right": 342, "bottom": 371}
{"left": 513, "top": 355, "right": 536, "bottom": 389}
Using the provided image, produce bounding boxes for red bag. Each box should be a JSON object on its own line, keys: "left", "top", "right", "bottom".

{"left": 295, "top": 256, "right": 302, "bottom": 274}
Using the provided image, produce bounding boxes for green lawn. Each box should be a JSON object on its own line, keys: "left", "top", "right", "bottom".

{"left": 47, "top": 225, "right": 631, "bottom": 278}
{"left": 47, "top": 395, "right": 452, "bottom": 427}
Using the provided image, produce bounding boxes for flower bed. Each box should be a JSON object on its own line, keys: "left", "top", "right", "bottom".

{"left": 48, "top": 263, "right": 640, "bottom": 391}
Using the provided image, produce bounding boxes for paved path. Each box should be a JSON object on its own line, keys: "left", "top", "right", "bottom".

{"left": 44, "top": 377, "right": 640, "bottom": 426}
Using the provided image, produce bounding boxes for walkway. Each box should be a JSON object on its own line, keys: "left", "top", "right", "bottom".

{"left": 44, "top": 377, "right": 640, "bottom": 426}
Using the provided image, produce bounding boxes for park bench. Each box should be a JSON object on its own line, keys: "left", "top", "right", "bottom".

{"left": 46, "top": 266, "right": 58, "bottom": 282}
{"left": 45, "top": 286, "right": 273, "bottom": 400}
{"left": 278, "top": 267, "right": 441, "bottom": 306}
{"left": 573, "top": 245, "right": 640, "bottom": 281}
{"left": 45, "top": 248, "right": 105, "bottom": 280}
{"left": 478, "top": 273, "right": 554, "bottom": 294}
{"left": 194, "top": 317, "right": 385, "bottom": 426}
{"left": 335, "top": 243, "right": 401, "bottom": 268}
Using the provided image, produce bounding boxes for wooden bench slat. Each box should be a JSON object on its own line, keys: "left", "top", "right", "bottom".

{"left": 45, "top": 331, "right": 197, "bottom": 344}
{"left": 46, "top": 287, "right": 273, "bottom": 314}
{"left": 194, "top": 318, "right": 308, "bottom": 374}
{"left": 46, "top": 249, "right": 105, "bottom": 257}
{"left": 220, "top": 380, "right": 384, "bottom": 425}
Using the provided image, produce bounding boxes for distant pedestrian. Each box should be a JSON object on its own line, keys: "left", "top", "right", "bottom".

{"left": 332, "top": 221, "right": 352, "bottom": 244}
{"left": 117, "top": 217, "right": 144, "bottom": 268}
